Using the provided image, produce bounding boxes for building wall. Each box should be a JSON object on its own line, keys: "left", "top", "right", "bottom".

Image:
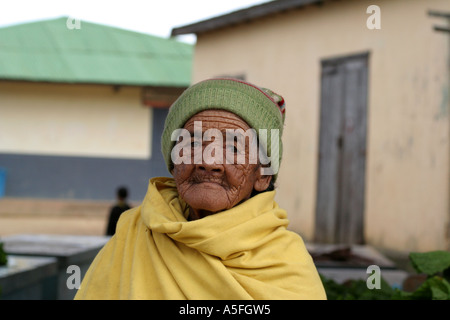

{"left": 0, "top": 82, "right": 151, "bottom": 159}
{"left": 0, "top": 82, "right": 170, "bottom": 201}
{"left": 191, "top": 0, "right": 450, "bottom": 252}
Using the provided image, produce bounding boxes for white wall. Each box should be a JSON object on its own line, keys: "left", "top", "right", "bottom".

{"left": 0, "top": 82, "right": 152, "bottom": 159}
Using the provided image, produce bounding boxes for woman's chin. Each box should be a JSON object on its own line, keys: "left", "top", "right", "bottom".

{"left": 183, "top": 189, "right": 229, "bottom": 216}
{"left": 187, "top": 198, "right": 228, "bottom": 215}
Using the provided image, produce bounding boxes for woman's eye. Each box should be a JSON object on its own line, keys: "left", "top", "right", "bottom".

{"left": 226, "top": 144, "right": 242, "bottom": 154}
{"left": 225, "top": 144, "right": 235, "bottom": 153}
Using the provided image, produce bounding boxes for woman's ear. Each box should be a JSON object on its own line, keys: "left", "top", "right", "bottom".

{"left": 253, "top": 173, "right": 272, "bottom": 192}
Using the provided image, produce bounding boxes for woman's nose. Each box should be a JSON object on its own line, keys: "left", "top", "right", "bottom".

{"left": 197, "top": 162, "right": 224, "bottom": 174}
{"left": 196, "top": 142, "right": 224, "bottom": 173}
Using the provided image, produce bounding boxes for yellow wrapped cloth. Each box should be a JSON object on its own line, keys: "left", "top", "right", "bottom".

{"left": 75, "top": 177, "right": 326, "bottom": 300}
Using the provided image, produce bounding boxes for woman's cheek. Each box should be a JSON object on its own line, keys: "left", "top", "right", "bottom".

{"left": 173, "top": 164, "right": 195, "bottom": 184}
{"left": 224, "top": 164, "right": 250, "bottom": 188}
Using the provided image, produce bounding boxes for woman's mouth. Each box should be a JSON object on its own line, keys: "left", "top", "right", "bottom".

{"left": 191, "top": 174, "right": 224, "bottom": 186}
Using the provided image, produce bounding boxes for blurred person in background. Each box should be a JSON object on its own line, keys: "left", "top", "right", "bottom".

{"left": 105, "top": 186, "right": 130, "bottom": 236}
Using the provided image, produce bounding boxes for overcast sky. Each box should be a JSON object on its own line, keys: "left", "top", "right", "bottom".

{"left": 0, "top": 0, "right": 270, "bottom": 43}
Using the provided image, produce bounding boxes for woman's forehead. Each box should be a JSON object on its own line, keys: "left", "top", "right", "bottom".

{"left": 183, "top": 110, "right": 250, "bottom": 132}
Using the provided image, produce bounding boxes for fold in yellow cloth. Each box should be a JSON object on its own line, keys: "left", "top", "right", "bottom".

{"left": 75, "top": 177, "right": 326, "bottom": 300}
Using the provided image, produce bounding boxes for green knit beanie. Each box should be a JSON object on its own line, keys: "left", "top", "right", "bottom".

{"left": 161, "top": 78, "right": 286, "bottom": 181}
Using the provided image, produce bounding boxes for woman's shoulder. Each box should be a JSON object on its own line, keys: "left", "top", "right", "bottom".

{"left": 115, "top": 206, "right": 142, "bottom": 233}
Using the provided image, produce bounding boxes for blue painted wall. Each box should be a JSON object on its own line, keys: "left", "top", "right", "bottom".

{"left": 0, "top": 108, "right": 170, "bottom": 202}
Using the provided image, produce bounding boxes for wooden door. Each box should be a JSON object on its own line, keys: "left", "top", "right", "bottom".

{"left": 315, "top": 53, "right": 369, "bottom": 244}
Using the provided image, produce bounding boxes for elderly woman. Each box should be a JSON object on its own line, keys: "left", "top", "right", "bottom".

{"left": 75, "top": 78, "right": 326, "bottom": 300}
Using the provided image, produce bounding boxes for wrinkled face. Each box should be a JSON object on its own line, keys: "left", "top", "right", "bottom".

{"left": 172, "top": 110, "right": 272, "bottom": 220}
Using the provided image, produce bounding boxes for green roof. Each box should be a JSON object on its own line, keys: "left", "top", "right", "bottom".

{"left": 0, "top": 17, "right": 193, "bottom": 87}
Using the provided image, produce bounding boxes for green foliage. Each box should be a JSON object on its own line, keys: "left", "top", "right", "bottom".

{"left": 321, "top": 250, "right": 450, "bottom": 300}
{"left": 393, "top": 275, "right": 450, "bottom": 300}
{"left": 396, "top": 251, "right": 450, "bottom": 300}
{"left": 320, "top": 274, "right": 395, "bottom": 300}
{"left": 0, "top": 242, "right": 7, "bottom": 266}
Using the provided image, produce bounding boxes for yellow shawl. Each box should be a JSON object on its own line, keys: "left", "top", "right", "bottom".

{"left": 75, "top": 177, "right": 326, "bottom": 300}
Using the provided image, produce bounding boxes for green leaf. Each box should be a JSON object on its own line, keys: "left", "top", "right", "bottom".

{"left": 409, "top": 251, "right": 450, "bottom": 276}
